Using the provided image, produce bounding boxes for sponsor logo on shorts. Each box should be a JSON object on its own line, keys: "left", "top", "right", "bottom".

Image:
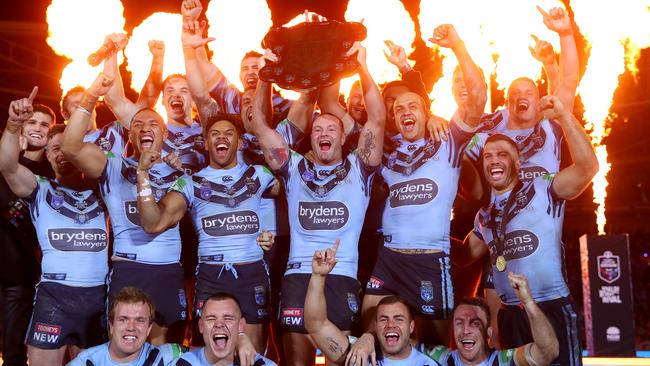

{"left": 518, "top": 166, "right": 549, "bottom": 182}
{"left": 347, "top": 293, "right": 359, "bottom": 313}
{"left": 124, "top": 201, "right": 141, "bottom": 226}
{"left": 178, "top": 289, "right": 187, "bottom": 308}
{"left": 298, "top": 201, "right": 349, "bottom": 230}
{"left": 421, "top": 305, "right": 435, "bottom": 314}
{"left": 420, "top": 281, "right": 434, "bottom": 302}
{"left": 366, "top": 277, "right": 384, "bottom": 289}
{"left": 201, "top": 211, "right": 260, "bottom": 236}
{"left": 280, "top": 308, "right": 303, "bottom": 327}
{"left": 48, "top": 228, "right": 107, "bottom": 252}
{"left": 33, "top": 323, "right": 61, "bottom": 344}
{"left": 488, "top": 230, "right": 540, "bottom": 262}
{"left": 254, "top": 286, "right": 266, "bottom": 306}
{"left": 389, "top": 178, "right": 438, "bottom": 208}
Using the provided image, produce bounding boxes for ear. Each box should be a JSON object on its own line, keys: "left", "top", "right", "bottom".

{"left": 409, "top": 319, "right": 415, "bottom": 335}
{"left": 487, "top": 325, "right": 493, "bottom": 340}
{"left": 237, "top": 137, "right": 243, "bottom": 151}
{"left": 146, "top": 322, "right": 153, "bottom": 337}
{"left": 238, "top": 317, "right": 245, "bottom": 334}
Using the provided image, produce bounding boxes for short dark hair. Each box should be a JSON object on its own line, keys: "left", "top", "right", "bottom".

{"left": 162, "top": 74, "right": 187, "bottom": 89}
{"left": 376, "top": 295, "right": 414, "bottom": 321}
{"left": 46, "top": 124, "right": 66, "bottom": 140}
{"left": 242, "top": 51, "right": 263, "bottom": 61}
{"left": 203, "top": 113, "right": 244, "bottom": 136}
{"left": 202, "top": 292, "right": 243, "bottom": 317}
{"left": 108, "top": 286, "right": 156, "bottom": 325}
{"left": 483, "top": 133, "right": 520, "bottom": 158}
{"left": 130, "top": 107, "right": 167, "bottom": 130}
{"left": 33, "top": 104, "right": 57, "bottom": 125}
{"left": 454, "top": 297, "right": 491, "bottom": 326}
{"left": 60, "top": 86, "right": 85, "bottom": 117}
{"left": 381, "top": 80, "right": 409, "bottom": 98}
{"left": 316, "top": 112, "right": 345, "bottom": 132}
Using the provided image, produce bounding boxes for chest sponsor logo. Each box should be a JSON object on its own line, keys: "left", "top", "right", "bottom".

{"left": 280, "top": 308, "right": 304, "bottom": 327}
{"left": 202, "top": 211, "right": 260, "bottom": 236}
{"left": 389, "top": 178, "right": 438, "bottom": 208}
{"left": 518, "top": 166, "right": 549, "bottom": 182}
{"left": 488, "top": 230, "right": 539, "bottom": 262}
{"left": 33, "top": 323, "right": 61, "bottom": 344}
{"left": 124, "top": 201, "right": 142, "bottom": 226}
{"left": 48, "top": 228, "right": 107, "bottom": 252}
{"left": 298, "top": 201, "right": 349, "bottom": 230}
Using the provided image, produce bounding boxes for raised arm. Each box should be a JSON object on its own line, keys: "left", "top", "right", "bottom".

{"left": 101, "top": 33, "right": 138, "bottom": 129}
{"left": 288, "top": 89, "right": 318, "bottom": 133}
{"left": 0, "top": 88, "right": 39, "bottom": 197}
{"left": 305, "top": 241, "right": 351, "bottom": 365}
{"left": 384, "top": 40, "right": 430, "bottom": 107}
{"left": 510, "top": 273, "right": 559, "bottom": 366}
{"left": 348, "top": 42, "right": 386, "bottom": 167}
{"left": 318, "top": 81, "right": 356, "bottom": 137}
{"left": 543, "top": 96, "right": 598, "bottom": 200}
{"left": 135, "top": 40, "right": 165, "bottom": 110}
{"left": 430, "top": 24, "right": 487, "bottom": 127}
{"left": 136, "top": 150, "right": 188, "bottom": 233}
{"left": 251, "top": 79, "right": 290, "bottom": 171}
{"left": 529, "top": 35, "right": 561, "bottom": 95}
{"left": 61, "top": 74, "right": 110, "bottom": 179}
{"left": 538, "top": 6, "right": 579, "bottom": 110}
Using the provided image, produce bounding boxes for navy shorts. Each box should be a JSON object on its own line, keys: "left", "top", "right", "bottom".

{"left": 26, "top": 281, "right": 105, "bottom": 349}
{"left": 193, "top": 261, "right": 270, "bottom": 324}
{"left": 108, "top": 261, "right": 187, "bottom": 327}
{"left": 365, "top": 246, "right": 453, "bottom": 319}
{"left": 280, "top": 273, "right": 360, "bottom": 334}
{"left": 498, "top": 296, "right": 582, "bottom": 366}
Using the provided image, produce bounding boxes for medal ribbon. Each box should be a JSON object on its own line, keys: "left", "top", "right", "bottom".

{"left": 297, "top": 157, "right": 351, "bottom": 196}
{"left": 489, "top": 180, "right": 524, "bottom": 263}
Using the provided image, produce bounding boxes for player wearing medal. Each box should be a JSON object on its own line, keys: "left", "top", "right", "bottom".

{"left": 62, "top": 73, "right": 188, "bottom": 345}
{"left": 348, "top": 273, "right": 559, "bottom": 366}
{"left": 251, "top": 41, "right": 385, "bottom": 366}
{"left": 362, "top": 23, "right": 486, "bottom": 345}
{"left": 461, "top": 95, "right": 598, "bottom": 365}
{"left": 0, "top": 89, "right": 109, "bottom": 365}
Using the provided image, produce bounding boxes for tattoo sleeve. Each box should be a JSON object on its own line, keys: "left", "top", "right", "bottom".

{"left": 359, "top": 129, "right": 376, "bottom": 167}
{"left": 326, "top": 337, "right": 345, "bottom": 357}
{"left": 270, "top": 146, "right": 289, "bottom": 166}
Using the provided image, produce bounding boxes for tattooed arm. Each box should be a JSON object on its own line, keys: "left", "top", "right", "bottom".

{"left": 251, "top": 79, "right": 291, "bottom": 171}
{"left": 348, "top": 42, "right": 386, "bottom": 168}
{"left": 305, "top": 241, "right": 351, "bottom": 365}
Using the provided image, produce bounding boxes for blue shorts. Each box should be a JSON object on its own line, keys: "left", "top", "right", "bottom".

{"left": 365, "top": 246, "right": 453, "bottom": 319}
{"left": 280, "top": 273, "right": 360, "bottom": 334}
{"left": 26, "top": 281, "right": 105, "bottom": 349}
{"left": 108, "top": 260, "right": 187, "bottom": 327}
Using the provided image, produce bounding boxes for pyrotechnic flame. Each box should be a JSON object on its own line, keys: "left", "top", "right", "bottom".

{"left": 418, "top": 0, "right": 562, "bottom": 119}
{"left": 46, "top": 0, "right": 126, "bottom": 94}
{"left": 345, "top": 0, "right": 415, "bottom": 96}
{"left": 206, "top": 0, "right": 272, "bottom": 92}
{"left": 572, "top": 0, "right": 650, "bottom": 234}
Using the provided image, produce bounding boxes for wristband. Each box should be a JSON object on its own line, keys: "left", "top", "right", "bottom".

{"left": 138, "top": 187, "right": 152, "bottom": 197}
{"left": 79, "top": 92, "right": 99, "bottom": 113}
{"left": 75, "top": 107, "right": 91, "bottom": 116}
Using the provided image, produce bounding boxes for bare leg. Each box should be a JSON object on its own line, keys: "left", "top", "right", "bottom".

{"left": 244, "top": 323, "right": 268, "bottom": 354}
{"left": 282, "top": 332, "right": 315, "bottom": 366}
{"left": 28, "top": 346, "right": 66, "bottom": 366}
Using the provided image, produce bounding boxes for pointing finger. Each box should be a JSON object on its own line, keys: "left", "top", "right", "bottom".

{"left": 27, "top": 86, "right": 39, "bottom": 102}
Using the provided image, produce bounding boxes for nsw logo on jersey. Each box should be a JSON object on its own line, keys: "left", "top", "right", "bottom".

{"left": 518, "top": 166, "right": 549, "bottom": 183}
{"left": 47, "top": 228, "right": 107, "bottom": 252}
{"left": 201, "top": 211, "right": 260, "bottom": 236}
{"left": 298, "top": 201, "right": 349, "bottom": 230}
{"left": 388, "top": 178, "right": 438, "bottom": 208}
{"left": 487, "top": 230, "right": 539, "bottom": 263}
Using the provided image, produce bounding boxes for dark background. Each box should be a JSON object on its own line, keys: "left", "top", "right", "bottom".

{"left": 0, "top": 0, "right": 648, "bottom": 349}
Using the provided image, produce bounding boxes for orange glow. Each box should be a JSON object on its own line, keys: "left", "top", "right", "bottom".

{"left": 46, "top": 0, "right": 126, "bottom": 94}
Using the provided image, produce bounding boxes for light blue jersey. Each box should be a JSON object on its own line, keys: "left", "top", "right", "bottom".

{"left": 26, "top": 177, "right": 108, "bottom": 286}
{"left": 99, "top": 153, "right": 184, "bottom": 264}
{"left": 170, "top": 163, "right": 275, "bottom": 264}
{"left": 278, "top": 151, "right": 374, "bottom": 279}
{"left": 466, "top": 110, "right": 564, "bottom": 184}
{"left": 376, "top": 348, "right": 437, "bottom": 366}
{"left": 176, "top": 348, "right": 276, "bottom": 366}
{"left": 421, "top": 345, "right": 516, "bottom": 366}
{"left": 473, "top": 175, "right": 569, "bottom": 305}
{"left": 162, "top": 121, "right": 208, "bottom": 175}
{"left": 381, "top": 121, "right": 474, "bottom": 252}
{"left": 84, "top": 121, "right": 128, "bottom": 156}
{"left": 68, "top": 342, "right": 183, "bottom": 366}
{"left": 238, "top": 118, "right": 304, "bottom": 235}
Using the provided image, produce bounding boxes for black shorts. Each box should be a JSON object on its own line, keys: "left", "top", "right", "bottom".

{"left": 194, "top": 261, "right": 270, "bottom": 324}
{"left": 280, "top": 273, "right": 360, "bottom": 334}
{"left": 108, "top": 261, "right": 187, "bottom": 327}
{"left": 26, "top": 282, "right": 105, "bottom": 349}
{"left": 498, "top": 296, "right": 582, "bottom": 366}
{"left": 365, "top": 247, "right": 453, "bottom": 319}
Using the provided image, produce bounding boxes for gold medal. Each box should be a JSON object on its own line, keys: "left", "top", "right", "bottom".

{"left": 496, "top": 255, "right": 507, "bottom": 272}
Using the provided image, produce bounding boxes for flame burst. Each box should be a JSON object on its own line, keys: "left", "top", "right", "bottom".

{"left": 206, "top": 0, "right": 272, "bottom": 92}
{"left": 572, "top": 0, "right": 650, "bottom": 234}
{"left": 419, "top": 0, "right": 563, "bottom": 119}
{"left": 46, "top": 0, "right": 125, "bottom": 94}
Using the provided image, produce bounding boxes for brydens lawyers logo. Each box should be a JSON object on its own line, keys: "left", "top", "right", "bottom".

{"left": 598, "top": 251, "right": 620, "bottom": 284}
{"left": 298, "top": 201, "right": 349, "bottom": 230}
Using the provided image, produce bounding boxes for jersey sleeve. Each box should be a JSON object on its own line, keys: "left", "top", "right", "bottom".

{"left": 497, "top": 348, "right": 517, "bottom": 365}
{"left": 98, "top": 151, "right": 121, "bottom": 195}
{"left": 419, "top": 345, "right": 451, "bottom": 363}
{"left": 158, "top": 343, "right": 184, "bottom": 366}
{"left": 208, "top": 73, "right": 241, "bottom": 114}
{"left": 275, "top": 118, "right": 304, "bottom": 149}
{"left": 169, "top": 175, "right": 194, "bottom": 208}
{"left": 257, "top": 165, "right": 277, "bottom": 196}
{"left": 351, "top": 153, "right": 376, "bottom": 197}
{"left": 23, "top": 175, "right": 45, "bottom": 206}
{"left": 464, "top": 132, "right": 487, "bottom": 163}
{"left": 472, "top": 211, "right": 485, "bottom": 241}
{"left": 446, "top": 119, "right": 477, "bottom": 168}
{"left": 538, "top": 173, "right": 566, "bottom": 217}
{"left": 274, "top": 150, "right": 301, "bottom": 183}
{"left": 271, "top": 93, "right": 292, "bottom": 123}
